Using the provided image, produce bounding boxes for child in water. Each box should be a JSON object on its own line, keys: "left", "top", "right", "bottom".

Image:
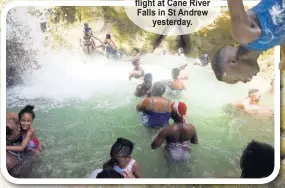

{"left": 6, "top": 105, "right": 42, "bottom": 153}
{"left": 103, "top": 138, "right": 140, "bottom": 178}
{"left": 129, "top": 59, "right": 145, "bottom": 81}
{"left": 135, "top": 73, "right": 153, "bottom": 97}
{"left": 211, "top": 0, "right": 285, "bottom": 84}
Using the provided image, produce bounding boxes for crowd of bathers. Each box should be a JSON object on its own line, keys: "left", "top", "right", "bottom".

{"left": 6, "top": 62, "right": 275, "bottom": 178}
{"left": 6, "top": 0, "right": 285, "bottom": 179}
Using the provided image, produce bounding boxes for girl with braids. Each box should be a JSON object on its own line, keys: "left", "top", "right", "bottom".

{"left": 6, "top": 105, "right": 42, "bottom": 153}
{"left": 103, "top": 138, "right": 141, "bottom": 178}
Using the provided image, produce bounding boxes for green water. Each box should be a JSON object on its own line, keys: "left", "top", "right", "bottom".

{"left": 6, "top": 54, "right": 274, "bottom": 178}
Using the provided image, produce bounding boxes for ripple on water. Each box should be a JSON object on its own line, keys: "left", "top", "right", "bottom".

{"left": 6, "top": 53, "right": 274, "bottom": 178}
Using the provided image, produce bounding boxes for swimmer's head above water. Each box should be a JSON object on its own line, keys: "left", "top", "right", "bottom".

{"left": 144, "top": 73, "right": 152, "bottom": 84}
{"left": 211, "top": 45, "right": 260, "bottom": 84}
{"left": 172, "top": 68, "right": 180, "bottom": 80}
{"left": 132, "top": 48, "right": 139, "bottom": 56}
{"left": 18, "top": 105, "right": 36, "bottom": 131}
{"left": 106, "top": 34, "right": 111, "bottom": 39}
{"left": 105, "top": 138, "right": 134, "bottom": 168}
{"left": 132, "top": 59, "right": 140, "bottom": 68}
{"left": 170, "top": 101, "right": 187, "bottom": 124}
{"left": 248, "top": 89, "right": 260, "bottom": 103}
{"left": 150, "top": 81, "right": 166, "bottom": 97}
{"left": 240, "top": 140, "right": 274, "bottom": 178}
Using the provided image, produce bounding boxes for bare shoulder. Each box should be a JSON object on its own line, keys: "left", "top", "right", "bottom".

{"left": 143, "top": 97, "right": 151, "bottom": 103}
{"left": 7, "top": 112, "right": 18, "bottom": 119}
{"left": 187, "top": 124, "right": 197, "bottom": 131}
{"left": 159, "top": 126, "right": 171, "bottom": 136}
{"left": 141, "top": 97, "right": 152, "bottom": 107}
{"left": 7, "top": 112, "right": 19, "bottom": 124}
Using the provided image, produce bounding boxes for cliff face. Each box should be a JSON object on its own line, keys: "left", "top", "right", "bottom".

{"left": 48, "top": 6, "right": 160, "bottom": 53}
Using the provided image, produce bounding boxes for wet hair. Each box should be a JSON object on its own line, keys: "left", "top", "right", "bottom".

{"left": 151, "top": 81, "right": 166, "bottom": 97}
{"left": 106, "top": 34, "right": 111, "bottom": 39}
{"left": 170, "top": 111, "right": 183, "bottom": 123}
{"left": 110, "top": 138, "right": 134, "bottom": 157}
{"left": 248, "top": 89, "right": 259, "bottom": 95}
{"left": 240, "top": 140, "right": 274, "bottom": 178}
{"left": 18, "top": 105, "right": 36, "bottom": 121}
{"left": 172, "top": 68, "right": 180, "bottom": 79}
{"left": 211, "top": 47, "right": 226, "bottom": 81}
{"left": 103, "top": 138, "right": 134, "bottom": 169}
{"left": 144, "top": 73, "right": 152, "bottom": 84}
{"left": 132, "top": 59, "right": 140, "bottom": 66}
{"left": 96, "top": 170, "right": 124, "bottom": 178}
{"left": 133, "top": 48, "right": 139, "bottom": 53}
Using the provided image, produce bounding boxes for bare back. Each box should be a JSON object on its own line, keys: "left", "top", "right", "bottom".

{"left": 164, "top": 123, "right": 198, "bottom": 144}
{"left": 105, "top": 39, "right": 117, "bottom": 50}
{"left": 170, "top": 79, "right": 185, "bottom": 90}
{"left": 141, "top": 96, "right": 172, "bottom": 113}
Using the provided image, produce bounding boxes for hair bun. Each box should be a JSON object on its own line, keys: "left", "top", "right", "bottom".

{"left": 24, "top": 105, "right": 35, "bottom": 111}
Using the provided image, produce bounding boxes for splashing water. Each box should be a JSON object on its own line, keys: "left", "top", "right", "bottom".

{"left": 7, "top": 52, "right": 274, "bottom": 178}
{"left": 6, "top": 7, "right": 274, "bottom": 178}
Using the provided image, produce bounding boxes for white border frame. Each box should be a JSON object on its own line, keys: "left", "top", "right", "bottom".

{"left": 0, "top": 0, "right": 280, "bottom": 185}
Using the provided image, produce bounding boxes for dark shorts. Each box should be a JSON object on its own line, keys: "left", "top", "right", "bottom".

{"left": 106, "top": 46, "right": 117, "bottom": 55}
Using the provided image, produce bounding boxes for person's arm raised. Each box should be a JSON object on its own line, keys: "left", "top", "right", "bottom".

{"left": 227, "top": 0, "right": 261, "bottom": 44}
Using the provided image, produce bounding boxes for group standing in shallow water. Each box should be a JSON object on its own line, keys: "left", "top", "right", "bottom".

{"left": 6, "top": 0, "right": 283, "bottom": 179}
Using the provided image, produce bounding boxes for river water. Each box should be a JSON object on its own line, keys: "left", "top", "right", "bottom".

{"left": 6, "top": 52, "right": 274, "bottom": 178}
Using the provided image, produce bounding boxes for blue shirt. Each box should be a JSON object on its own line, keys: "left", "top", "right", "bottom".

{"left": 243, "top": 0, "right": 285, "bottom": 51}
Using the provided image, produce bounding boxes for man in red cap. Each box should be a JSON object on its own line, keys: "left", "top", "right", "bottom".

{"left": 151, "top": 101, "right": 199, "bottom": 162}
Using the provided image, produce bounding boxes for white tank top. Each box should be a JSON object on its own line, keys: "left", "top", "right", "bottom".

{"left": 113, "top": 159, "right": 136, "bottom": 174}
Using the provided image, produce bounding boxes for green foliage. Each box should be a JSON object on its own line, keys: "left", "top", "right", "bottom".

{"left": 186, "top": 10, "right": 238, "bottom": 58}
{"left": 164, "top": 36, "right": 179, "bottom": 54}
{"left": 141, "top": 33, "right": 159, "bottom": 53}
